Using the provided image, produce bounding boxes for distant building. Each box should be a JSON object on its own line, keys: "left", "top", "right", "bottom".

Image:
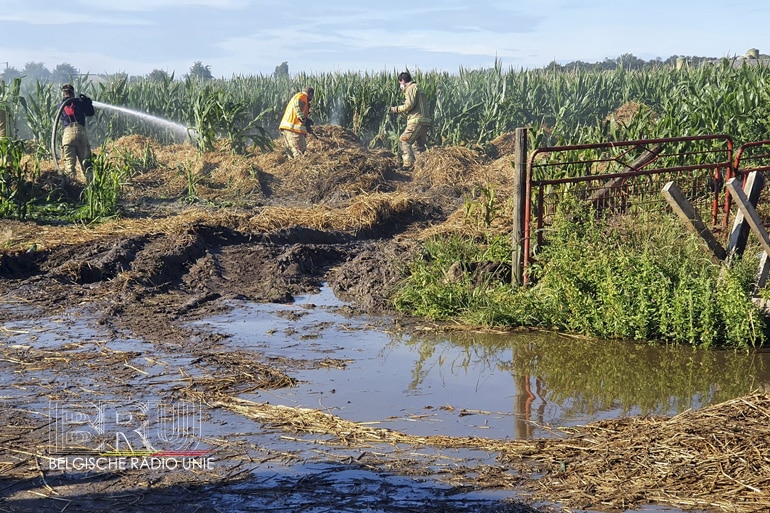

{"left": 701, "top": 48, "right": 770, "bottom": 68}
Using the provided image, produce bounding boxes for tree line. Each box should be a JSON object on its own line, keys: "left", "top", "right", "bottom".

{"left": 3, "top": 51, "right": 758, "bottom": 87}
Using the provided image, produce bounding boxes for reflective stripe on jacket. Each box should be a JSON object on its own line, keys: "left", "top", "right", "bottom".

{"left": 394, "top": 82, "right": 431, "bottom": 126}
{"left": 279, "top": 91, "right": 310, "bottom": 134}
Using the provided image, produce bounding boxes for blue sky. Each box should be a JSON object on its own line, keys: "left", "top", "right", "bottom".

{"left": 1, "top": 0, "right": 768, "bottom": 78}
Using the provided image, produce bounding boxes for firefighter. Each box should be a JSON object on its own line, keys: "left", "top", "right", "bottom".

{"left": 279, "top": 86, "right": 314, "bottom": 158}
{"left": 389, "top": 71, "right": 432, "bottom": 170}
{"left": 59, "top": 84, "right": 95, "bottom": 183}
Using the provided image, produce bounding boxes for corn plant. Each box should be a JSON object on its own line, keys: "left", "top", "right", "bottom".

{"left": 0, "top": 78, "right": 25, "bottom": 140}
{"left": 115, "top": 141, "right": 158, "bottom": 176}
{"left": 213, "top": 92, "right": 272, "bottom": 154}
{"left": 20, "top": 80, "right": 57, "bottom": 157}
{"left": 8, "top": 58, "right": 770, "bottom": 167}
{"left": 188, "top": 86, "right": 220, "bottom": 153}
{"left": 0, "top": 137, "right": 34, "bottom": 219}
{"left": 80, "top": 151, "right": 128, "bottom": 221}
{"left": 177, "top": 161, "right": 199, "bottom": 202}
{"left": 463, "top": 184, "right": 498, "bottom": 228}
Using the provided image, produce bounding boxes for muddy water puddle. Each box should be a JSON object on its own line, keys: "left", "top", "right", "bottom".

{"left": 1, "top": 286, "right": 766, "bottom": 512}
{"left": 200, "top": 285, "right": 770, "bottom": 442}
{"left": 191, "top": 285, "right": 768, "bottom": 512}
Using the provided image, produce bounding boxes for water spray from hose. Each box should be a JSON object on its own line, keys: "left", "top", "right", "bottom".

{"left": 51, "top": 99, "right": 197, "bottom": 173}
{"left": 93, "top": 101, "right": 190, "bottom": 138}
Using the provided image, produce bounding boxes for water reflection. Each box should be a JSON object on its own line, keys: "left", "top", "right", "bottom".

{"left": 199, "top": 290, "right": 770, "bottom": 441}
{"left": 395, "top": 328, "right": 770, "bottom": 436}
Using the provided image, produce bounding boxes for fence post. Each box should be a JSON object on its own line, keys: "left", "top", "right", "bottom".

{"left": 727, "top": 171, "right": 765, "bottom": 260}
{"left": 512, "top": 127, "right": 527, "bottom": 286}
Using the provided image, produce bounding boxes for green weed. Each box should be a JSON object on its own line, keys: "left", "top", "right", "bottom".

{"left": 395, "top": 201, "right": 765, "bottom": 348}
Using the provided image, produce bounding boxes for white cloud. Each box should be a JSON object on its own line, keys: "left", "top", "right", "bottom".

{"left": 76, "top": 0, "right": 249, "bottom": 11}
{"left": 0, "top": 8, "right": 147, "bottom": 25}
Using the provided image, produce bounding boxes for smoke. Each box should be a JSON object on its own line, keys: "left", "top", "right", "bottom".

{"left": 328, "top": 95, "right": 345, "bottom": 126}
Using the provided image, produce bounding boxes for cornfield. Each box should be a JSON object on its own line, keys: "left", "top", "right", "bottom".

{"left": 3, "top": 57, "right": 770, "bottom": 161}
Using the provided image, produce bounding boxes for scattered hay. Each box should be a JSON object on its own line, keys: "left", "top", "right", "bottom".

{"left": 187, "top": 351, "right": 297, "bottom": 395}
{"left": 110, "top": 134, "right": 176, "bottom": 156}
{"left": 198, "top": 151, "right": 263, "bottom": 199}
{"left": 246, "top": 192, "right": 416, "bottom": 233}
{"left": 0, "top": 190, "right": 423, "bottom": 254}
{"left": 252, "top": 125, "right": 397, "bottom": 203}
{"left": 490, "top": 132, "right": 518, "bottom": 157}
{"left": 268, "top": 150, "right": 388, "bottom": 203}
{"left": 516, "top": 393, "right": 770, "bottom": 512}
{"left": 606, "top": 100, "right": 658, "bottom": 127}
{"left": 213, "top": 393, "right": 770, "bottom": 513}
{"left": 344, "top": 192, "right": 415, "bottom": 232}
{"left": 309, "top": 124, "right": 364, "bottom": 149}
{"left": 253, "top": 136, "right": 289, "bottom": 169}
{"left": 412, "top": 146, "right": 486, "bottom": 187}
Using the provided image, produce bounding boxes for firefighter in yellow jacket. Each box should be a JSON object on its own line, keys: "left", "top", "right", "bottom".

{"left": 279, "top": 86, "right": 314, "bottom": 158}
{"left": 389, "top": 72, "right": 432, "bottom": 170}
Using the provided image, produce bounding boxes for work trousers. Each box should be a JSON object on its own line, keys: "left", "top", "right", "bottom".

{"left": 281, "top": 130, "right": 307, "bottom": 158}
{"left": 62, "top": 123, "right": 93, "bottom": 183}
{"left": 399, "top": 122, "right": 430, "bottom": 169}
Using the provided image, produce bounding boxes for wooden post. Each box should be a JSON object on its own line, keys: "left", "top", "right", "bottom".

{"left": 511, "top": 127, "right": 527, "bottom": 286}
{"left": 726, "top": 171, "right": 765, "bottom": 260}
{"left": 725, "top": 178, "right": 770, "bottom": 257}
{"left": 727, "top": 176, "right": 770, "bottom": 295}
{"left": 662, "top": 181, "right": 726, "bottom": 263}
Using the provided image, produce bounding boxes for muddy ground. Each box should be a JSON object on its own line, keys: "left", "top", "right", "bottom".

{"left": 0, "top": 128, "right": 545, "bottom": 512}
{"left": 0, "top": 127, "right": 767, "bottom": 513}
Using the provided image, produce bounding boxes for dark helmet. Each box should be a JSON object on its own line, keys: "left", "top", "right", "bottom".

{"left": 61, "top": 84, "right": 75, "bottom": 95}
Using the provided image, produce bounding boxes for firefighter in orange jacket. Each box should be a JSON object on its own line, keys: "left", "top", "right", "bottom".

{"left": 279, "top": 86, "right": 314, "bottom": 158}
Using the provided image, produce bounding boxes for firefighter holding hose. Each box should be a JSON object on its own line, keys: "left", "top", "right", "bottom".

{"left": 59, "top": 84, "right": 95, "bottom": 183}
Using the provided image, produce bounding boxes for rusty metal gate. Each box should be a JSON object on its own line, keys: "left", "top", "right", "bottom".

{"left": 521, "top": 135, "right": 770, "bottom": 282}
